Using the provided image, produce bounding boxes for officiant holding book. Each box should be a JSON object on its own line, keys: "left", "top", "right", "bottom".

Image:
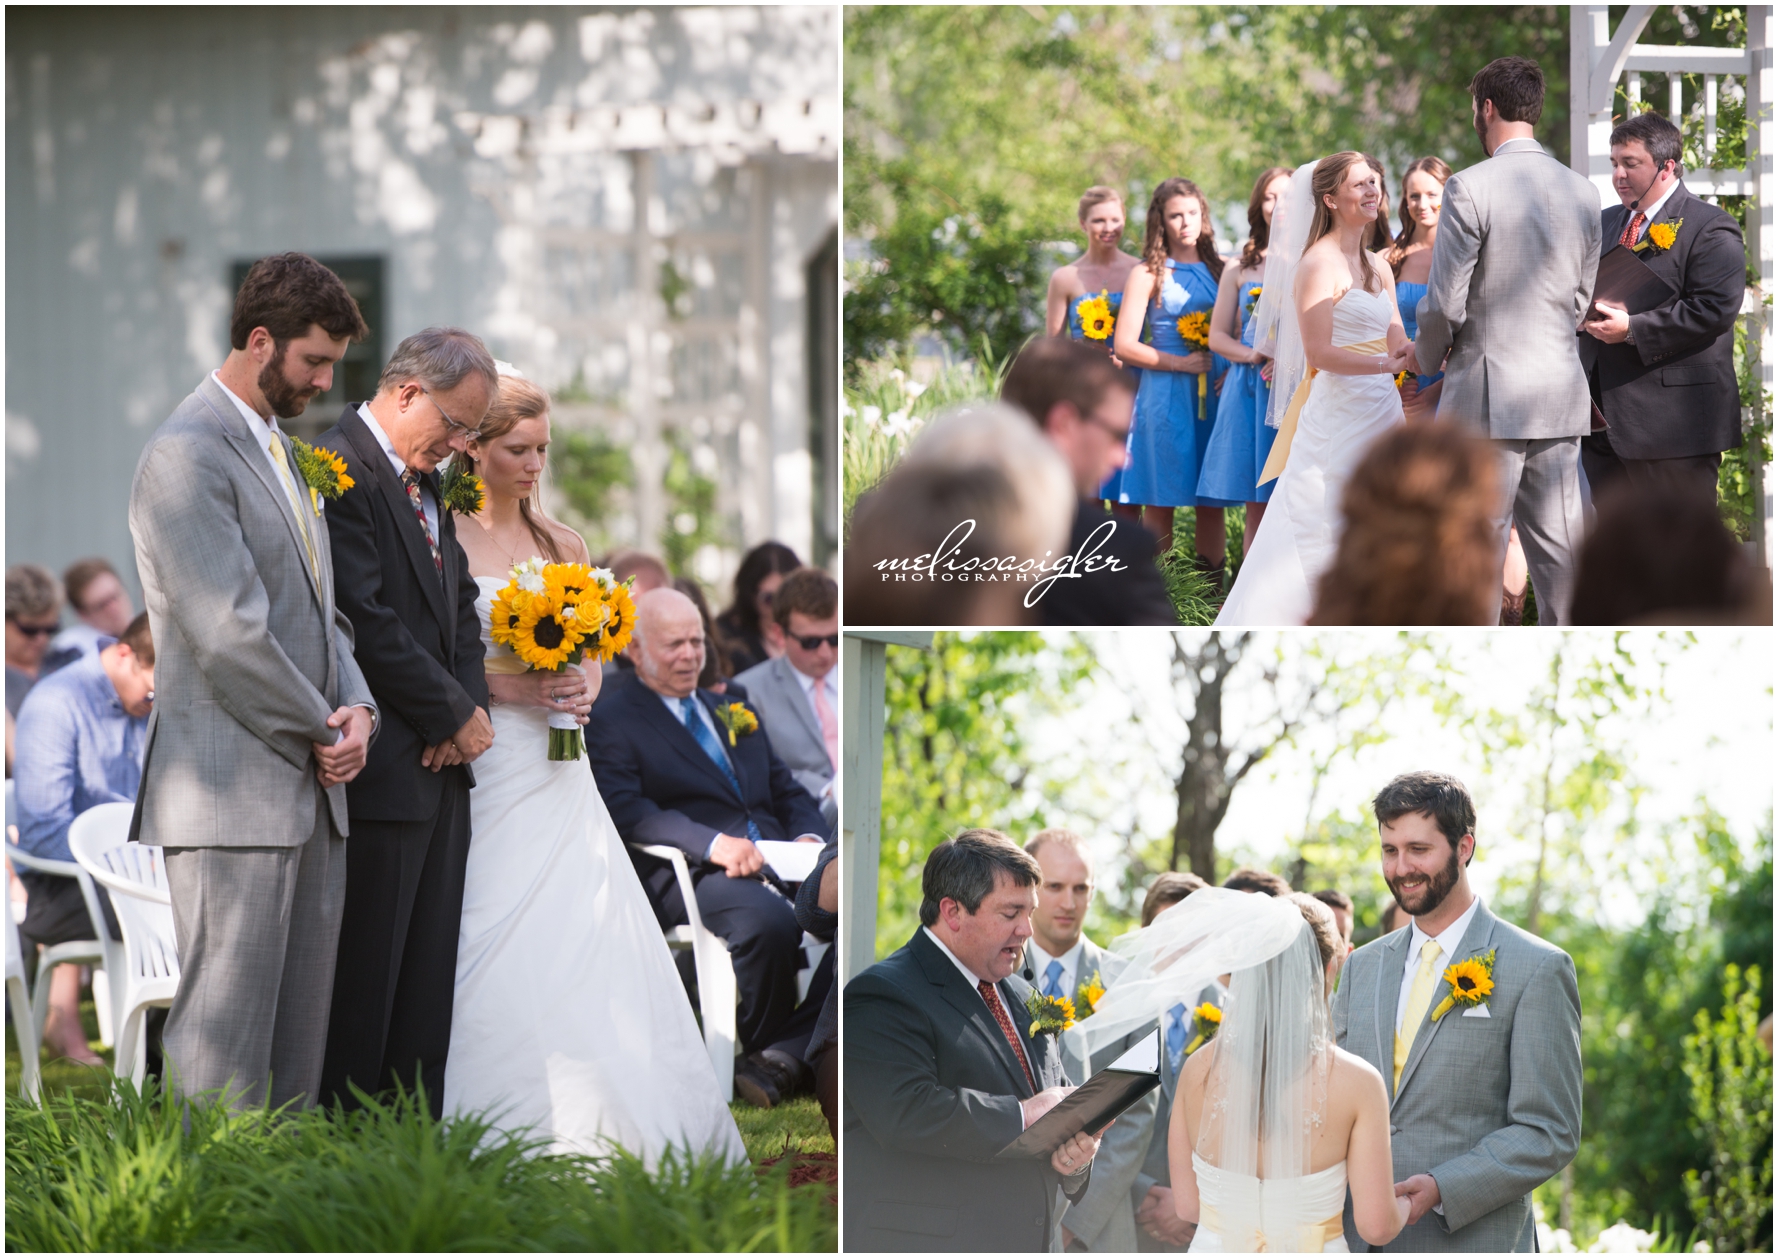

{"left": 1580, "top": 111, "right": 1745, "bottom": 516}
{"left": 844, "top": 830, "right": 1103, "bottom": 1252}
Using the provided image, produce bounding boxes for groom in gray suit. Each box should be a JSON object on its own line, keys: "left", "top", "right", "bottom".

{"left": 129, "top": 254, "right": 378, "bottom": 1110}
{"left": 1333, "top": 772, "right": 1581, "bottom": 1252}
{"left": 1409, "top": 57, "right": 1601, "bottom": 626}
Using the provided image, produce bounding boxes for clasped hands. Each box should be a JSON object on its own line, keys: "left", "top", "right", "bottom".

{"left": 1384, "top": 343, "right": 1419, "bottom": 377}
{"left": 1395, "top": 1172, "right": 1440, "bottom": 1226}
{"left": 421, "top": 707, "right": 495, "bottom": 772}
{"left": 1021, "top": 1087, "right": 1106, "bottom": 1179}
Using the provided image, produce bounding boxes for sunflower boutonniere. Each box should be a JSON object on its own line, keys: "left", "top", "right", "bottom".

{"left": 1645, "top": 219, "right": 1681, "bottom": 253}
{"left": 716, "top": 702, "right": 759, "bottom": 747}
{"left": 439, "top": 457, "right": 486, "bottom": 515}
{"left": 288, "top": 438, "right": 354, "bottom": 514}
{"left": 1073, "top": 970, "right": 1106, "bottom": 1019}
{"left": 1183, "top": 1001, "right": 1223, "bottom": 1055}
{"left": 1025, "top": 989, "right": 1076, "bottom": 1038}
{"left": 1431, "top": 948, "right": 1497, "bottom": 1022}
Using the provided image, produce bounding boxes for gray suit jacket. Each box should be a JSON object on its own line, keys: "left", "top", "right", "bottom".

{"left": 128, "top": 374, "right": 375, "bottom": 847}
{"left": 1332, "top": 903, "right": 1582, "bottom": 1252}
{"left": 733, "top": 654, "right": 835, "bottom": 826}
{"left": 1415, "top": 140, "right": 1601, "bottom": 440}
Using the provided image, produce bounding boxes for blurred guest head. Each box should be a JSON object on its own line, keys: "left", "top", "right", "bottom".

{"left": 920, "top": 828, "right": 1042, "bottom": 983}
{"left": 628, "top": 587, "right": 706, "bottom": 700}
{"left": 1142, "top": 870, "right": 1207, "bottom": 927}
{"left": 1290, "top": 892, "right": 1347, "bottom": 990}
{"left": 6, "top": 564, "right": 62, "bottom": 676}
{"left": 1310, "top": 425, "right": 1501, "bottom": 625}
{"left": 608, "top": 550, "right": 672, "bottom": 596}
{"left": 1571, "top": 483, "right": 1765, "bottom": 624}
{"left": 1024, "top": 829, "right": 1095, "bottom": 956}
{"left": 724, "top": 542, "right": 803, "bottom": 641}
{"left": 772, "top": 568, "right": 838, "bottom": 682}
{"left": 1000, "top": 337, "right": 1137, "bottom": 496}
{"left": 101, "top": 612, "right": 156, "bottom": 718}
{"left": 1223, "top": 867, "right": 1291, "bottom": 897}
{"left": 372, "top": 327, "right": 500, "bottom": 472}
{"left": 1311, "top": 889, "right": 1355, "bottom": 952}
{"left": 671, "top": 577, "right": 732, "bottom": 690}
{"left": 227, "top": 252, "right": 369, "bottom": 419}
{"left": 62, "top": 558, "right": 134, "bottom": 638}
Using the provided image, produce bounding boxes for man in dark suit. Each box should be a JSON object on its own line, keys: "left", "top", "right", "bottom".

{"left": 585, "top": 586, "right": 831, "bottom": 1108}
{"left": 1580, "top": 111, "right": 1746, "bottom": 514}
{"left": 845, "top": 829, "right": 1104, "bottom": 1253}
{"left": 1000, "top": 338, "right": 1177, "bottom": 626}
{"left": 317, "top": 328, "right": 497, "bottom": 1116}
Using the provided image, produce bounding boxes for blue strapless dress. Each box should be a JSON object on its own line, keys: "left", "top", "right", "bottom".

{"left": 1074, "top": 291, "right": 1140, "bottom": 503}
{"left": 1197, "top": 281, "right": 1276, "bottom": 505}
{"left": 1395, "top": 280, "right": 1444, "bottom": 391}
{"left": 1112, "top": 260, "right": 1233, "bottom": 508}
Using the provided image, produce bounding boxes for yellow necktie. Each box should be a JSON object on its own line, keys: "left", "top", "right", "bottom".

{"left": 1394, "top": 939, "right": 1443, "bottom": 1091}
{"left": 267, "top": 436, "right": 320, "bottom": 584}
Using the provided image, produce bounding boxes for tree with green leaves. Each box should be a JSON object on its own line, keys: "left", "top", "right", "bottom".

{"left": 1681, "top": 963, "right": 1773, "bottom": 1253}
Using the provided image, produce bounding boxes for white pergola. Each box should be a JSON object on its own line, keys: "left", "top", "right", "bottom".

{"left": 1570, "top": 5, "right": 1774, "bottom": 566}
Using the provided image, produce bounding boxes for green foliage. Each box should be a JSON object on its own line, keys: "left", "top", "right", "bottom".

{"left": 550, "top": 427, "right": 635, "bottom": 560}
{"left": 4, "top": 1078, "right": 834, "bottom": 1252}
{"left": 660, "top": 427, "right": 730, "bottom": 577}
{"left": 877, "top": 631, "right": 1098, "bottom": 957}
{"left": 1681, "top": 964, "right": 1774, "bottom": 1254}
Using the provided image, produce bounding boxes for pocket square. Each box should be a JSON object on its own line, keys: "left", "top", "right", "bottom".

{"left": 1462, "top": 1005, "right": 1491, "bottom": 1018}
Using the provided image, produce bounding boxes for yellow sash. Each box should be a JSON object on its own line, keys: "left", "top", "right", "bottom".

{"left": 1198, "top": 1203, "right": 1347, "bottom": 1252}
{"left": 1256, "top": 337, "right": 1391, "bottom": 486}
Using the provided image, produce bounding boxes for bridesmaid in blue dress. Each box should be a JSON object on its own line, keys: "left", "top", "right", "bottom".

{"left": 1201, "top": 166, "right": 1293, "bottom": 558}
{"left": 1385, "top": 155, "right": 1451, "bottom": 424}
{"left": 1111, "top": 176, "right": 1229, "bottom": 573}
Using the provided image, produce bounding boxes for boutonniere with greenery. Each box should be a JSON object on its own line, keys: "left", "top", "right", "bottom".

{"left": 1025, "top": 989, "right": 1077, "bottom": 1038}
{"left": 1073, "top": 970, "right": 1106, "bottom": 1019}
{"left": 1633, "top": 218, "right": 1682, "bottom": 254}
{"left": 1078, "top": 291, "right": 1115, "bottom": 342}
{"left": 288, "top": 438, "right": 353, "bottom": 514}
{"left": 439, "top": 457, "right": 486, "bottom": 515}
{"left": 716, "top": 702, "right": 759, "bottom": 747}
{"left": 1431, "top": 948, "right": 1497, "bottom": 1021}
{"left": 1184, "top": 1001, "right": 1223, "bottom": 1055}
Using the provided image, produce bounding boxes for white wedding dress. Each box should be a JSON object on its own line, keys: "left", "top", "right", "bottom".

{"left": 1188, "top": 1154, "right": 1350, "bottom": 1252}
{"left": 442, "top": 575, "right": 748, "bottom": 1168}
{"left": 1217, "top": 285, "right": 1404, "bottom": 626}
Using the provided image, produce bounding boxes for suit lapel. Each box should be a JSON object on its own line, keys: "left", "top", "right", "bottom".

{"left": 429, "top": 468, "right": 460, "bottom": 666}
{"left": 339, "top": 409, "right": 452, "bottom": 631}
{"left": 1394, "top": 906, "right": 1499, "bottom": 1106}
{"left": 1375, "top": 928, "right": 1409, "bottom": 1104}
{"left": 633, "top": 682, "right": 742, "bottom": 803}
{"left": 915, "top": 932, "right": 1035, "bottom": 1099}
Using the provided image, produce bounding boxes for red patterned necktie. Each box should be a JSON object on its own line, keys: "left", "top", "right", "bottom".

{"left": 1619, "top": 211, "right": 1646, "bottom": 249}
{"left": 401, "top": 470, "right": 444, "bottom": 575}
{"left": 978, "top": 979, "right": 1036, "bottom": 1091}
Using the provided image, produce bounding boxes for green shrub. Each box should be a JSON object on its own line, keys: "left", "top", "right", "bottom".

{"left": 1681, "top": 964, "right": 1774, "bottom": 1253}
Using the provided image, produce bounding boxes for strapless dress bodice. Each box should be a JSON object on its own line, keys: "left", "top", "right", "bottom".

{"left": 1190, "top": 1152, "right": 1349, "bottom": 1252}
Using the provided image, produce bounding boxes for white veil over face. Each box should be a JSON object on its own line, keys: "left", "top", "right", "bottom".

{"left": 1251, "top": 159, "right": 1321, "bottom": 429}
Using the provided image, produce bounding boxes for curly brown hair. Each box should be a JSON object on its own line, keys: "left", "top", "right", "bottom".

{"left": 1141, "top": 177, "right": 1224, "bottom": 292}
{"left": 1239, "top": 166, "right": 1294, "bottom": 272}
{"left": 1308, "top": 425, "right": 1500, "bottom": 625}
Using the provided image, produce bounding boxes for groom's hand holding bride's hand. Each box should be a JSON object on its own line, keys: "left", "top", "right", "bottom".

{"left": 313, "top": 706, "right": 373, "bottom": 787}
{"left": 1393, "top": 1172, "right": 1440, "bottom": 1226}
{"left": 1387, "top": 344, "right": 1420, "bottom": 377}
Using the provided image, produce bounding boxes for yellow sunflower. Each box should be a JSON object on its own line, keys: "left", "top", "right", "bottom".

{"left": 1647, "top": 220, "right": 1680, "bottom": 251}
{"left": 1195, "top": 1002, "right": 1223, "bottom": 1025}
{"left": 1076, "top": 972, "right": 1106, "bottom": 1017}
{"left": 594, "top": 581, "right": 637, "bottom": 661}
{"left": 1442, "top": 958, "right": 1494, "bottom": 1004}
{"left": 1175, "top": 310, "right": 1211, "bottom": 349}
{"left": 543, "top": 562, "right": 595, "bottom": 609}
{"left": 1078, "top": 291, "right": 1115, "bottom": 341}
{"left": 509, "top": 596, "right": 587, "bottom": 670}
{"left": 487, "top": 593, "right": 527, "bottom": 649}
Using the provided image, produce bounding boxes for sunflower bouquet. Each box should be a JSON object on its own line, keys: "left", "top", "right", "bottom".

{"left": 1183, "top": 1001, "right": 1222, "bottom": 1055}
{"left": 1176, "top": 309, "right": 1213, "bottom": 419}
{"left": 488, "top": 558, "right": 638, "bottom": 760}
{"left": 1077, "top": 290, "right": 1117, "bottom": 343}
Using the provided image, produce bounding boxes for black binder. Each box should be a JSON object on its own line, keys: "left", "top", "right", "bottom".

{"left": 1589, "top": 244, "right": 1677, "bottom": 318}
{"left": 996, "top": 1032, "right": 1162, "bottom": 1160}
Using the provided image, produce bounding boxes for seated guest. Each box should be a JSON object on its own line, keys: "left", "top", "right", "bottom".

{"left": 1570, "top": 482, "right": 1768, "bottom": 624}
{"left": 1000, "top": 337, "right": 1177, "bottom": 625}
{"left": 795, "top": 841, "right": 839, "bottom": 1141}
{"left": 1309, "top": 425, "right": 1502, "bottom": 626}
{"left": 734, "top": 568, "right": 838, "bottom": 826}
{"left": 1221, "top": 866, "right": 1290, "bottom": 896}
{"left": 12, "top": 611, "right": 155, "bottom": 1063}
{"left": 48, "top": 558, "right": 137, "bottom": 671}
{"left": 6, "top": 564, "right": 64, "bottom": 718}
{"left": 1311, "top": 888, "right": 1356, "bottom": 954}
{"left": 585, "top": 587, "right": 831, "bottom": 1109}
{"left": 718, "top": 541, "right": 802, "bottom": 673}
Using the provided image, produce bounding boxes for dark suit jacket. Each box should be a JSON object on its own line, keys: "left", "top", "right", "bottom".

{"left": 318, "top": 407, "right": 487, "bottom": 820}
{"left": 845, "top": 929, "right": 1088, "bottom": 1253}
{"left": 1578, "top": 184, "right": 1745, "bottom": 459}
{"left": 1039, "top": 500, "right": 1177, "bottom": 627}
{"left": 585, "top": 671, "right": 828, "bottom": 902}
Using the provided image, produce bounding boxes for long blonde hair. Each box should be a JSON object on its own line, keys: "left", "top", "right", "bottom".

{"left": 1305, "top": 152, "right": 1382, "bottom": 295}
{"left": 460, "top": 375, "right": 572, "bottom": 562}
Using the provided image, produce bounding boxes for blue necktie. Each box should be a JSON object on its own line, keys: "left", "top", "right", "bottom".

{"left": 1043, "top": 959, "right": 1066, "bottom": 999}
{"left": 1166, "top": 1003, "right": 1188, "bottom": 1071}
{"left": 679, "top": 697, "right": 764, "bottom": 846}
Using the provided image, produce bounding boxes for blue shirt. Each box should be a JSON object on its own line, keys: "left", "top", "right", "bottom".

{"left": 12, "top": 650, "right": 147, "bottom": 863}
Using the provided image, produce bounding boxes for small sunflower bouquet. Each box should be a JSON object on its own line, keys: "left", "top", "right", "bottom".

{"left": 1241, "top": 284, "right": 1263, "bottom": 321}
{"left": 1078, "top": 290, "right": 1117, "bottom": 343}
{"left": 1183, "top": 1001, "right": 1223, "bottom": 1055}
{"left": 1175, "top": 309, "right": 1213, "bottom": 419}
{"left": 488, "top": 558, "right": 638, "bottom": 760}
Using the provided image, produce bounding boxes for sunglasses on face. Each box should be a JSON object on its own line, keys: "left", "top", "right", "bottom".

{"left": 793, "top": 633, "right": 839, "bottom": 651}
{"left": 9, "top": 620, "right": 58, "bottom": 639}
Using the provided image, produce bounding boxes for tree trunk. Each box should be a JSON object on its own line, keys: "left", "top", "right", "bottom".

{"left": 1170, "top": 632, "right": 1241, "bottom": 879}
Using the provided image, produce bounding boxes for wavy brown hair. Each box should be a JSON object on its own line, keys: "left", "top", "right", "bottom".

{"left": 460, "top": 375, "right": 574, "bottom": 563}
{"left": 1239, "top": 166, "right": 1294, "bottom": 271}
{"left": 1308, "top": 425, "right": 1500, "bottom": 625}
{"left": 1305, "top": 153, "right": 1384, "bottom": 295}
{"left": 1362, "top": 155, "right": 1393, "bottom": 252}
{"left": 1141, "top": 177, "right": 1225, "bottom": 293}
{"left": 1386, "top": 156, "right": 1453, "bottom": 278}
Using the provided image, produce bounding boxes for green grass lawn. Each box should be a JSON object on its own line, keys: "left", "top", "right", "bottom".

{"left": 6, "top": 1000, "right": 835, "bottom": 1252}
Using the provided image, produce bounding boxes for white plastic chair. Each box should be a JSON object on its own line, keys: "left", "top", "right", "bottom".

{"left": 5, "top": 797, "right": 118, "bottom": 1048}
{"left": 67, "top": 802, "right": 178, "bottom": 1088}
{"left": 7, "top": 909, "right": 42, "bottom": 1102}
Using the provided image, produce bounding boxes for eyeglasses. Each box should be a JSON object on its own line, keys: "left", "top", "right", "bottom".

{"left": 420, "top": 387, "right": 483, "bottom": 440}
{"left": 793, "top": 633, "right": 839, "bottom": 651}
{"left": 8, "top": 620, "right": 58, "bottom": 639}
{"left": 1084, "top": 409, "right": 1132, "bottom": 443}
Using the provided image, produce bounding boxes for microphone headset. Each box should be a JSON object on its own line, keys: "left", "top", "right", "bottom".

{"left": 1627, "top": 157, "right": 1679, "bottom": 211}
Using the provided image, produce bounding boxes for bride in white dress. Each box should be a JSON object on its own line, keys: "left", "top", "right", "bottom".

{"left": 442, "top": 372, "right": 747, "bottom": 1168}
{"left": 1064, "top": 890, "right": 1408, "bottom": 1253}
{"left": 1217, "top": 154, "right": 1413, "bottom": 626}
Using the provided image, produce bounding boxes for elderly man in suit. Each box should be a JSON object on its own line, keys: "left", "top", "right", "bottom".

{"left": 1407, "top": 57, "right": 1602, "bottom": 627}
{"left": 1579, "top": 111, "right": 1746, "bottom": 516}
{"left": 128, "top": 253, "right": 378, "bottom": 1110}
{"left": 316, "top": 327, "right": 497, "bottom": 1117}
{"left": 732, "top": 567, "right": 837, "bottom": 827}
{"left": 845, "top": 830, "right": 1104, "bottom": 1252}
{"left": 585, "top": 587, "right": 830, "bottom": 1109}
{"left": 1333, "top": 771, "right": 1581, "bottom": 1252}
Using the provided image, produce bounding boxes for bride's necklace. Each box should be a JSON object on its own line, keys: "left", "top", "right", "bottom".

{"left": 472, "top": 511, "right": 531, "bottom": 570}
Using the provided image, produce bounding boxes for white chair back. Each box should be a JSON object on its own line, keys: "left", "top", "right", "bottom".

{"left": 8, "top": 806, "right": 121, "bottom": 1048}
{"left": 6, "top": 908, "right": 42, "bottom": 1102}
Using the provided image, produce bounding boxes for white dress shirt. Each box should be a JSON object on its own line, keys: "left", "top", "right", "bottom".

{"left": 358, "top": 403, "right": 438, "bottom": 542}
{"left": 1396, "top": 894, "right": 1483, "bottom": 1032}
{"left": 1028, "top": 937, "right": 1086, "bottom": 1001}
